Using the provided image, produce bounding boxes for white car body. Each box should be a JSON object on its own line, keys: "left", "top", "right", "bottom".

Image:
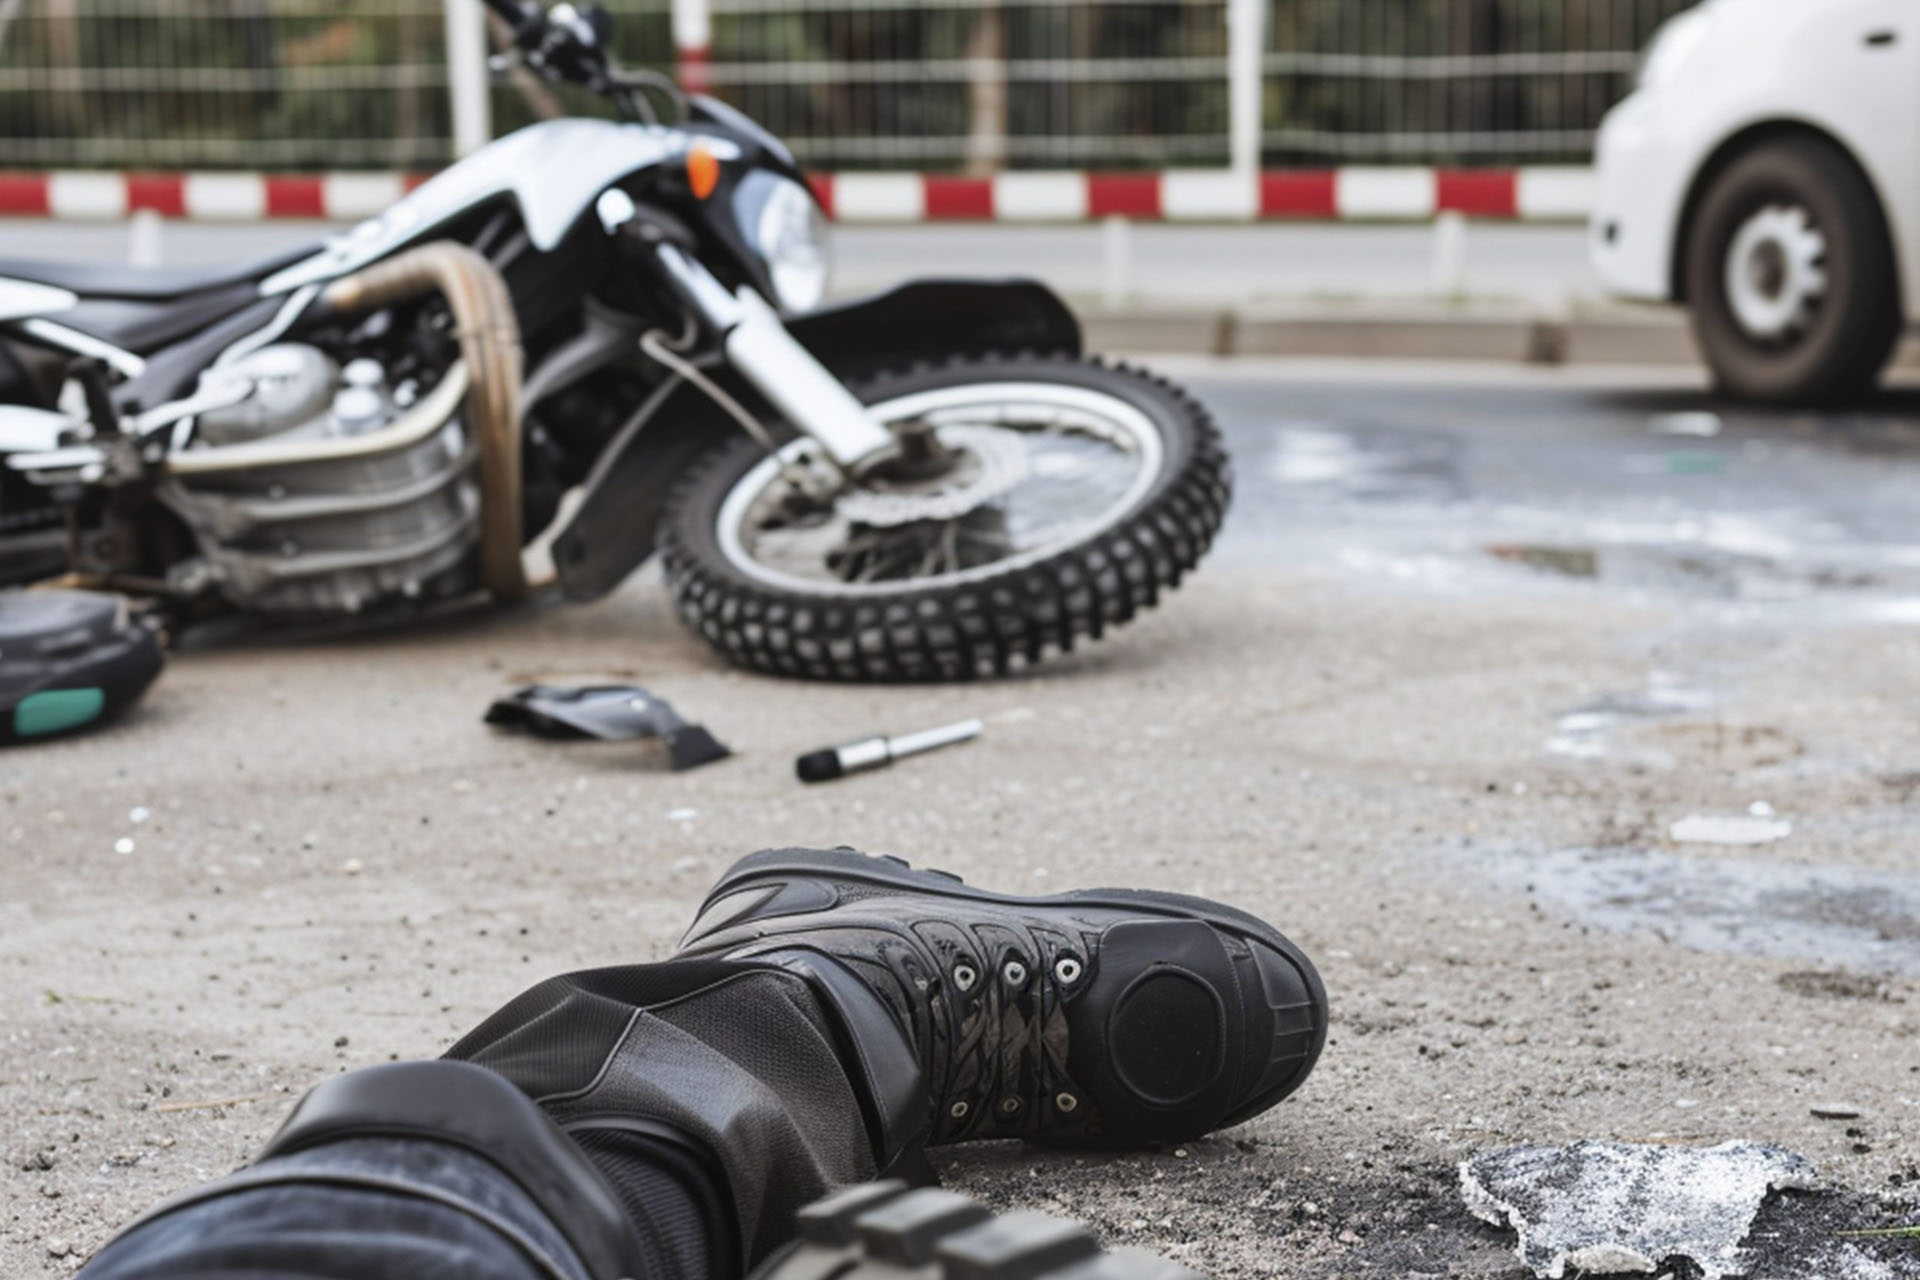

{"left": 1591, "top": 0, "right": 1920, "bottom": 317}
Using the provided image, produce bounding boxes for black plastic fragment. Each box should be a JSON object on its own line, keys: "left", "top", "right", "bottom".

{"left": 485, "top": 683, "right": 731, "bottom": 771}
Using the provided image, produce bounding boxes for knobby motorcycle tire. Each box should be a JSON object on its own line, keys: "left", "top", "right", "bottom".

{"left": 658, "top": 353, "right": 1231, "bottom": 682}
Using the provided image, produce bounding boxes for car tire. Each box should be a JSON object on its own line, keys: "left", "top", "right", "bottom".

{"left": 1684, "top": 136, "right": 1901, "bottom": 404}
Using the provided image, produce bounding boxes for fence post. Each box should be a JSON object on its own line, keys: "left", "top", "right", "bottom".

{"left": 443, "top": 0, "right": 493, "bottom": 157}
{"left": 674, "top": 0, "right": 712, "bottom": 93}
{"left": 1226, "top": 0, "right": 1264, "bottom": 180}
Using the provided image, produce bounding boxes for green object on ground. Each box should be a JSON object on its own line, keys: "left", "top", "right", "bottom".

{"left": 1666, "top": 450, "right": 1727, "bottom": 475}
{"left": 13, "top": 687, "right": 105, "bottom": 738}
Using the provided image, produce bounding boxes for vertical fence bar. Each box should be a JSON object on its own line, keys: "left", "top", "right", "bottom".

{"left": 444, "top": 0, "right": 493, "bottom": 157}
{"left": 674, "top": 0, "right": 712, "bottom": 93}
{"left": 1226, "top": 0, "right": 1263, "bottom": 176}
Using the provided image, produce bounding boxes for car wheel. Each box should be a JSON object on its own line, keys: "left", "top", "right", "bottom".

{"left": 1684, "top": 136, "right": 1902, "bottom": 404}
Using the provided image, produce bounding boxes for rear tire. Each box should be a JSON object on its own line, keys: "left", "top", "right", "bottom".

{"left": 1684, "top": 136, "right": 1901, "bottom": 404}
{"left": 659, "top": 354, "right": 1230, "bottom": 682}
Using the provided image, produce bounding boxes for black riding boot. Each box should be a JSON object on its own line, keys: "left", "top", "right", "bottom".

{"left": 445, "top": 950, "right": 935, "bottom": 1276}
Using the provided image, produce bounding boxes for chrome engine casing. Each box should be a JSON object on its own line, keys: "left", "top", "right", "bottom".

{"left": 159, "top": 353, "right": 481, "bottom": 615}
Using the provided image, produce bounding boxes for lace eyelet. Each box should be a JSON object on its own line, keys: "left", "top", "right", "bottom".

{"left": 1053, "top": 955, "right": 1083, "bottom": 984}
{"left": 999, "top": 1096, "right": 1022, "bottom": 1115}
{"left": 950, "top": 1100, "right": 970, "bottom": 1119}
{"left": 1055, "top": 1091, "right": 1079, "bottom": 1113}
{"left": 1001, "top": 959, "right": 1028, "bottom": 987}
{"left": 953, "top": 963, "right": 978, "bottom": 992}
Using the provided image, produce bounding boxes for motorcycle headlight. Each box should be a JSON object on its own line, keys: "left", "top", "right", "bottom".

{"left": 734, "top": 172, "right": 830, "bottom": 314}
{"left": 1637, "top": 6, "right": 1714, "bottom": 90}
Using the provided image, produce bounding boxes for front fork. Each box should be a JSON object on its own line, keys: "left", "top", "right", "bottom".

{"left": 649, "top": 243, "right": 899, "bottom": 475}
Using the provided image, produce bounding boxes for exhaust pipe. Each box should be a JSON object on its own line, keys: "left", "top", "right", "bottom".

{"left": 321, "top": 243, "right": 528, "bottom": 601}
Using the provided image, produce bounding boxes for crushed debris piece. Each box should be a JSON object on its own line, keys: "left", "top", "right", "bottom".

{"left": 1669, "top": 813, "right": 1792, "bottom": 845}
{"left": 1811, "top": 1102, "right": 1863, "bottom": 1120}
{"left": 1460, "top": 1140, "right": 1817, "bottom": 1280}
{"left": 113, "top": 837, "right": 134, "bottom": 855}
{"left": 128, "top": 805, "right": 152, "bottom": 824}
{"left": 486, "top": 684, "right": 729, "bottom": 771}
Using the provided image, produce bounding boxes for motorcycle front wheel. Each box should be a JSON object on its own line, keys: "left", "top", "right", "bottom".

{"left": 658, "top": 353, "right": 1230, "bottom": 681}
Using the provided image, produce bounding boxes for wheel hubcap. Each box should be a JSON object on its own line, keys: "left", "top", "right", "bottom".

{"left": 1724, "top": 204, "right": 1827, "bottom": 342}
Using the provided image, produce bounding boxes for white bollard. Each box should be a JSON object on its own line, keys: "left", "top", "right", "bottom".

{"left": 128, "top": 207, "right": 163, "bottom": 268}
{"left": 1430, "top": 209, "right": 1467, "bottom": 297}
{"left": 1101, "top": 215, "right": 1131, "bottom": 310}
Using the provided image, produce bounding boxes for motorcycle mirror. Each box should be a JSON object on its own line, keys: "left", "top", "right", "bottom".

{"left": 585, "top": 4, "right": 614, "bottom": 46}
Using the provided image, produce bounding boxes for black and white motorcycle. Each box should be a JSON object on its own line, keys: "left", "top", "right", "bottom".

{"left": 0, "top": 1, "right": 1229, "bottom": 682}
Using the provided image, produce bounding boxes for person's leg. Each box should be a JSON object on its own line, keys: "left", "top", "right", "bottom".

{"left": 79, "top": 1060, "right": 653, "bottom": 1280}
{"left": 77, "top": 952, "right": 917, "bottom": 1280}
{"left": 443, "top": 952, "right": 934, "bottom": 1273}
{"left": 78, "top": 846, "right": 1326, "bottom": 1280}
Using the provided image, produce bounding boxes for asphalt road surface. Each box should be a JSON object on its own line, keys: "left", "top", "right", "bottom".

{"left": 0, "top": 218, "right": 1600, "bottom": 305}
{"left": 6, "top": 358, "right": 1920, "bottom": 1276}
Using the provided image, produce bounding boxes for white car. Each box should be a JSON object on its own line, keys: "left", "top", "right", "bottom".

{"left": 1591, "top": 0, "right": 1918, "bottom": 402}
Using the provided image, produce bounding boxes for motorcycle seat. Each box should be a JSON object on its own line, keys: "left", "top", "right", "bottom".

{"left": 0, "top": 241, "right": 315, "bottom": 303}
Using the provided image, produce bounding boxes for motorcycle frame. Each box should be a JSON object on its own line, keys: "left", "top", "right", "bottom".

{"left": 0, "top": 67, "right": 1082, "bottom": 609}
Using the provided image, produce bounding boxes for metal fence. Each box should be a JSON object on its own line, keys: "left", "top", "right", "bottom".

{"left": 0, "top": 0, "right": 1693, "bottom": 172}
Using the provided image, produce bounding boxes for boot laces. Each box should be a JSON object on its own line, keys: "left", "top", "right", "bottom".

{"left": 931, "top": 940, "right": 1086, "bottom": 1133}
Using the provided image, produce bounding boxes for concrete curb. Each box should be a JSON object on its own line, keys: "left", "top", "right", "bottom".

{"left": 1077, "top": 303, "right": 1701, "bottom": 366}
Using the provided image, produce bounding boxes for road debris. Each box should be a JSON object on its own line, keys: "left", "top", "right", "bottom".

{"left": 796, "top": 717, "right": 982, "bottom": 783}
{"left": 486, "top": 684, "right": 730, "bottom": 771}
{"left": 1669, "top": 813, "right": 1793, "bottom": 845}
{"left": 1649, "top": 411, "right": 1724, "bottom": 438}
{"left": 1486, "top": 544, "right": 1600, "bottom": 579}
{"left": 154, "top": 1091, "right": 274, "bottom": 1114}
{"left": 1461, "top": 1140, "right": 1818, "bottom": 1280}
{"left": 1811, "top": 1102, "right": 1863, "bottom": 1120}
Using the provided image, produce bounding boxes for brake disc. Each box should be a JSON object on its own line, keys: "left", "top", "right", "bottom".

{"left": 834, "top": 424, "right": 1029, "bottom": 527}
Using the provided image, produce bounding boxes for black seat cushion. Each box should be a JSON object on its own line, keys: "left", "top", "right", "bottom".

{"left": 57, "top": 285, "right": 264, "bottom": 355}
{"left": 0, "top": 241, "right": 318, "bottom": 302}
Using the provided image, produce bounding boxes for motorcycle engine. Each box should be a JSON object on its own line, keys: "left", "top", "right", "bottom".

{"left": 161, "top": 344, "right": 481, "bottom": 616}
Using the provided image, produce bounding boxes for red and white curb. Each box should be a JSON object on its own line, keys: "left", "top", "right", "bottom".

{"left": 811, "top": 166, "right": 1593, "bottom": 223}
{"left": 0, "top": 172, "right": 416, "bottom": 221}
{"left": 0, "top": 166, "right": 1592, "bottom": 223}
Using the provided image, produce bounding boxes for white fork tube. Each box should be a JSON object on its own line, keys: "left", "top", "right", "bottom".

{"left": 655, "top": 246, "right": 896, "bottom": 471}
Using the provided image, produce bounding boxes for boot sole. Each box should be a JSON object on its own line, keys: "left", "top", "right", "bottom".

{"left": 695, "top": 847, "right": 1329, "bottom": 1127}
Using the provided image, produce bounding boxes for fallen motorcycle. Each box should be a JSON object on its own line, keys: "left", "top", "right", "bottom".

{"left": 0, "top": 1, "right": 1230, "bottom": 682}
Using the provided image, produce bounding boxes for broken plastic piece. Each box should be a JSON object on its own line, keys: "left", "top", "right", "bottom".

{"left": 1461, "top": 1140, "right": 1818, "bottom": 1280}
{"left": 486, "top": 684, "right": 730, "bottom": 771}
{"left": 0, "top": 590, "right": 164, "bottom": 744}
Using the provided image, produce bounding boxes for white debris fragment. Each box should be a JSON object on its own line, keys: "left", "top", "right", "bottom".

{"left": 128, "top": 806, "right": 152, "bottom": 824}
{"left": 665, "top": 807, "right": 699, "bottom": 823}
{"left": 340, "top": 858, "right": 364, "bottom": 876}
{"left": 1748, "top": 800, "right": 1775, "bottom": 818}
{"left": 1669, "top": 814, "right": 1792, "bottom": 846}
{"left": 1649, "top": 411, "right": 1723, "bottom": 438}
{"left": 1460, "top": 1140, "right": 1818, "bottom": 1280}
{"left": 113, "top": 837, "right": 135, "bottom": 856}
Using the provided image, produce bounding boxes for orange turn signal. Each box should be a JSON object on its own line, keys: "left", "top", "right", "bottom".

{"left": 687, "top": 145, "right": 720, "bottom": 200}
